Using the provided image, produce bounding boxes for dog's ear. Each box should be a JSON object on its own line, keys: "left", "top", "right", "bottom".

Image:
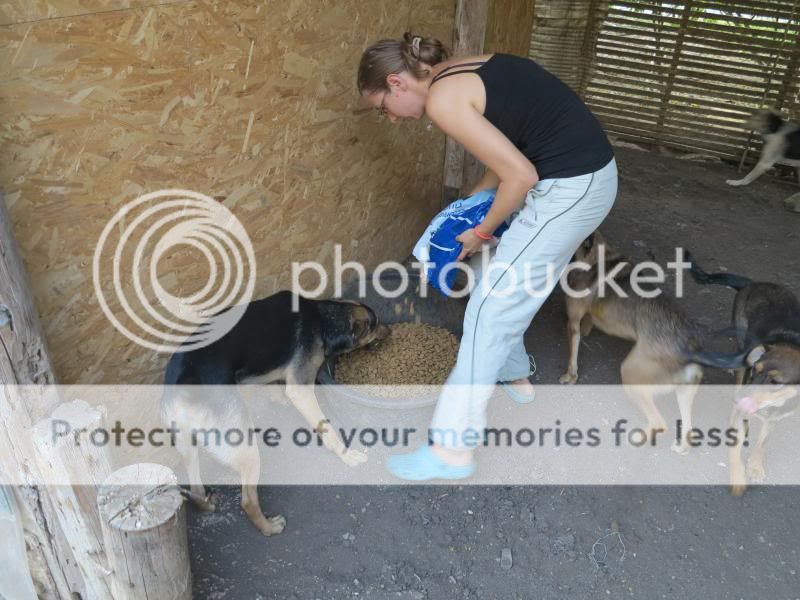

{"left": 763, "top": 110, "right": 784, "bottom": 134}
{"left": 746, "top": 109, "right": 783, "bottom": 134}
{"left": 583, "top": 230, "right": 606, "bottom": 263}
{"left": 746, "top": 345, "right": 767, "bottom": 367}
{"left": 574, "top": 231, "right": 598, "bottom": 262}
{"left": 351, "top": 318, "right": 368, "bottom": 343}
{"left": 592, "top": 230, "right": 606, "bottom": 246}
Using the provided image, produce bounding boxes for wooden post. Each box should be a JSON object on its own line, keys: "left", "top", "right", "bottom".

{"left": 0, "top": 415, "right": 71, "bottom": 599}
{"left": 0, "top": 485, "right": 38, "bottom": 599}
{"left": 0, "top": 194, "right": 82, "bottom": 598}
{"left": 652, "top": 0, "right": 694, "bottom": 144}
{"left": 774, "top": 30, "right": 800, "bottom": 112}
{"left": 442, "top": 0, "right": 490, "bottom": 206}
{"left": 32, "top": 400, "right": 115, "bottom": 599}
{"left": 577, "top": 0, "right": 603, "bottom": 99}
{"left": 97, "top": 463, "right": 191, "bottom": 600}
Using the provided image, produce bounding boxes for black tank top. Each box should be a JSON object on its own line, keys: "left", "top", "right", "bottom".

{"left": 431, "top": 54, "right": 613, "bottom": 180}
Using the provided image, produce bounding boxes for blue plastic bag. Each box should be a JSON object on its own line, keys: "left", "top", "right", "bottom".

{"left": 412, "top": 189, "right": 509, "bottom": 296}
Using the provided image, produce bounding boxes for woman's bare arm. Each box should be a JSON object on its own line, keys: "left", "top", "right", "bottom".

{"left": 426, "top": 79, "right": 538, "bottom": 236}
{"left": 466, "top": 168, "right": 501, "bottom": 196}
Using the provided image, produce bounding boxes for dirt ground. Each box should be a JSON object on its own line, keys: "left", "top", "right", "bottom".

{"left": 188, "top": 147, "right": 800, "bottom": 599}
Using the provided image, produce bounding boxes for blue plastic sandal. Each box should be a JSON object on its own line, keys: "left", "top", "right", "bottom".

{"left": 386, "top": 445, "right": 475, "bottom": 481}
{"left": 500, "top": 381, "right": 536, "bottom": 404}
{"left": 500, "top": 354, "right": 537, "bottom": 404}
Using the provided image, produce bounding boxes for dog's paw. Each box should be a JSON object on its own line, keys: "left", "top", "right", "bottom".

{"left": 746, "top": 460, "right": 765, "bottom": 483}
{"left": 726, "top": 179, "right": 745, "bottom": 187}
{"left": 730, "top": 463, "right": 748, "bottom": 496}
{"left": 195, "top": 492, "right": 217, "bottom": 512}
{"left": 341, "top": 448, "right": 368, "bottom": 466}
{"left": 730, "top": 483, "right": 747, "bottom": 497}
{"left": 647, "top": 423, "right": 667, "bottom": 442}
{"left": 670, "top": 440, "right": 690, "bottom": 455}
{"left": 260, "top": 514, "right": 286, "bottom": 536}
{"left": 558, "top": 372, "right": 578, "bottom": 385}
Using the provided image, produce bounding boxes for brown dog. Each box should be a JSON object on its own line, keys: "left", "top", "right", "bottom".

{"left": 687, "top": 256, "right": 800, "bottom": 495}
{"left": 560, "top": 232, "right": 744, "bottom": 453}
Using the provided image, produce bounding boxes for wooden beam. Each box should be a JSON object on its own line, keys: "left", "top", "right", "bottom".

{"left": 0, "top": 195, "right": 112, "bottom": 599}
{"left": 653, "top": 0, "right": 695, "bottom": 142}
{"left": 33, "top": 401, "right": 115, "bottom": 599}
{"left": 442, "top": 0, "right": 490, "bottom": 206}
{"left": 578, "top": 0, "right": 604, "bottom": 99}
{"left": 772, "top": 0, "right": 800, "bottom": 112}
{"left": 0, "top": 194, "right": 76, "bottom": 598}
{"left": 0, "top": 202, "right": 57, "bottom": 392}
{"left": 0, "top": 408, "right": 74, "bottom": 599}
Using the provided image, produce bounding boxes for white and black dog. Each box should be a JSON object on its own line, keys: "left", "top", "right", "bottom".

{"left": 726, "top": 109, "right": 800, "bottom": 187}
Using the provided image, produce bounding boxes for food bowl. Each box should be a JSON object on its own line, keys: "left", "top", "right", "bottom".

{"left": 316, "top": 272, "right": 466, "bottom": 410}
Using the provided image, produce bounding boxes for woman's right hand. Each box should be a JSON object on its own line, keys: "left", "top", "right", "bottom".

{"left": 456, "top": 228, "right": 498, "bottom": 261}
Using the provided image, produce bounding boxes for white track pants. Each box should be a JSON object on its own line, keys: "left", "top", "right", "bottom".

{"left": 429, "top": 158, "right": 618, "bottom": 449}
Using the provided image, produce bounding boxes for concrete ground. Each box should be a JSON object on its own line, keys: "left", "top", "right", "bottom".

{"left": 188, "top": 146, "right": 800, "bottom": 599}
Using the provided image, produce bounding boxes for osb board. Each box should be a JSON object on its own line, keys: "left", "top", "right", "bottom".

{"left": 0, "top": 1, "right": 175, "bottom": 26}
{"left": 485, "top": 0, "right": 536, "bottom": 57}
{"left": 0, "top": 0, "right": 454, "bottom": 383}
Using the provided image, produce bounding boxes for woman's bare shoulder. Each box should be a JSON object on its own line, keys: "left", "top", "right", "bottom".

{"left": 433, "top": 53, "right": 494, "bottom": 73}
{"left": 427, "top": 54, "right": 492, "bottom": 115}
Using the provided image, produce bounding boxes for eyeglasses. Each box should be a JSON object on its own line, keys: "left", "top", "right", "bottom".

{"left": 376, "top": 91, "right": 389, "bottom": 118}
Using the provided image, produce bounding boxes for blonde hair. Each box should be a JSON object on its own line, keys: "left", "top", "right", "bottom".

{"left": 357, "top": 32, "right": 450, "bottom": 94}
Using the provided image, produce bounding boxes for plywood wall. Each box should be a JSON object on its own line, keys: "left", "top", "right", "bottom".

{"left": 0, "top": 0, "right": 454, "bottom": 383}
{"left": 485, "top": 0, "right": 535, "bottom": 57}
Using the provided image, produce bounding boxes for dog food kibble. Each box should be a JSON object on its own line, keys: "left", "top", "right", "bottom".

{"left": 334, "top": 323, "right": 459, "bottom": 394}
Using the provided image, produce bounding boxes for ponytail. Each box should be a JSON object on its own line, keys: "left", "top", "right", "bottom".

{"left": 357, "top": 32, "right": 450, "bottom": 94}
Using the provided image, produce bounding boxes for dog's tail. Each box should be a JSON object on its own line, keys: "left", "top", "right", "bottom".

{"left": 685, "top": 348, "right": 750, "bottom": 370}
{"left": 684, "top": 251, "right": 752, "bottom": 291}
{"left": 764, "top": 328, "right": 800, "bottom": 348}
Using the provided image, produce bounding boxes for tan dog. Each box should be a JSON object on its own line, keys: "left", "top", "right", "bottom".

{"left": 728, "top": 350, "right": 799, "bottom": 496}
{"left": 560, "top": 232, "right": 743, "bottom": 453}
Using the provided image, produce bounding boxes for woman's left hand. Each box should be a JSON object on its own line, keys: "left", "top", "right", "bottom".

{"left": 456, "top": 229, "right": 498, "bottom": 261}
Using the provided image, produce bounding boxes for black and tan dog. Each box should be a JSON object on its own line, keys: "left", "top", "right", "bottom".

{"left": 687, "top": 256, "right": 800, "bottom": 495}
{"left": 559, "top": 232, "right": 746, "bottom": 453}
{"left": 162, "top": 291, "right": 389, "bottom": 535}
{"left": 726, "top": 108, "right": 800, "bottom": 187}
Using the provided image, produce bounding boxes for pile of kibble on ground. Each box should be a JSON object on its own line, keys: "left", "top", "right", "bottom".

{"left": 334, "top": 323, "right": 459, "bottom": 396}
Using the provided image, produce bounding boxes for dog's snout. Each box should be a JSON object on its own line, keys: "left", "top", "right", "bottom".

{"left": 374, "top": 324, "right": 390, "bottom": 341}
